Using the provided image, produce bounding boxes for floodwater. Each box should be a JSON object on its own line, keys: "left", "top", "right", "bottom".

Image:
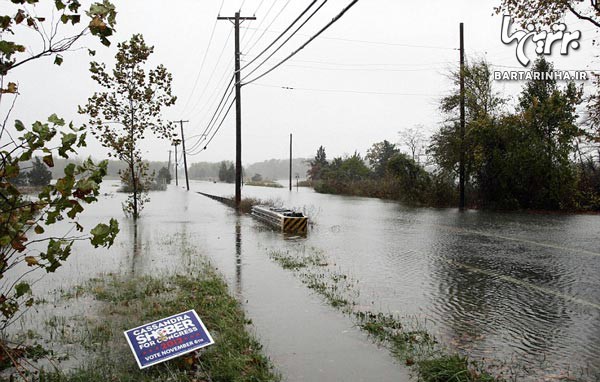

{"left": 188, "top": 180, "right": 600, "bottom": 380}
{"left": 13, "top": 179, "right": 600, "bottom": 381}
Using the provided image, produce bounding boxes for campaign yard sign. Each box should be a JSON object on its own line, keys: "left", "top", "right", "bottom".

{"left": 124, "top": 309, "right": 214, "bottom": 369}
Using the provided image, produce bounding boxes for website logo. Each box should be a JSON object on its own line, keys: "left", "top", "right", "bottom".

{"left": 500, "top": 15, "right": 582, "bottom": 67}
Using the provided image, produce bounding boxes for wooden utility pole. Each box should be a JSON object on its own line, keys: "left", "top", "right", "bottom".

{"left": 167, "top": 150, "right": 172, "bottom": 177}
{"left": 218, "top": 12, "right": 256, "bottom": 209}
{"left": 174, "top": 120, "right": 190, "bottom": 191}
{"left": 289, "top": 133, "right": 293, "bottom": 191}
{"left": 459, "top": 23, "right": 466, "bottom": 211}
{"left": 173, "top": 139, "right": 181, "bottom": 186}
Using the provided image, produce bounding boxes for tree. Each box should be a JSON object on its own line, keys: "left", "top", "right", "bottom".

{"left": 80, "top": 34, "right": 177, "bottom": 219}
{"left": 516, "top": 58, "right": 583, "bottom": 208}
{"left": 399, "top": 126, "right": 427, "bottom": 163}
{"left": 0, "top": 0, "right": 116, "bottom": 76}
{"left": 1, "top": 1, "right": 119, "bottom": 332}
{"left": 387, "top": 153, "right": 432, "bottom": 203}
{"left": 495, "top": 0, "right": 600, "bottom": 29}
{"left": 218, "top": 161, "right": 235, "bottom": 183}
{"left": 366, "top": 140, "right": 399, "bottom": 177}
{"left": 307, "top": 146, "right": 328, "bottom": 181}
{"left": 328, "top": 152, "right": 371, "bottom": 181}
{"left": 430, "top": 60, "right": 505, "bottom": 187}
{"left": 157, "top": 167, "right": 172, "bottom": 185}
{"left": 27, "top": 157, "right": 53, "bottom": 187}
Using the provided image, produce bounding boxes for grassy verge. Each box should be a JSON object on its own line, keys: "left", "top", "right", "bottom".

{"left": 268, "top": 247, "right": 497, "bottom": 382}
{"left": 245, "top": 181, "right": 283, "bottom": 189}
{"left": 5, "top": 262, "right": 279, "bottom": 382}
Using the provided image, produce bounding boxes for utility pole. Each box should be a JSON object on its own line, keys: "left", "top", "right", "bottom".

{"left": 167, "top": 150, "right": 172, "bottom": 177}
{"left": 173, "top": 139, "right": 181, "bottom": 186}
{"left": 174, "top": 120, "right": 190, "bottom": 191}
{"left": 459, "top": 23, "right": 466, "bottom": 211}
{"left": 289, "top": 133, "right": 293, "bottom": 191}
{"left": 218, "top": 12, "right": 256, "bottom": 209}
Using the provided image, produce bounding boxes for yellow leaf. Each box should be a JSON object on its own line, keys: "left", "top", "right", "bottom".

{"left": 89, "top": 17, "right": 106, "bottom": 30}
{"left": 25, "top": 256, "right": 39, "bottom": 266}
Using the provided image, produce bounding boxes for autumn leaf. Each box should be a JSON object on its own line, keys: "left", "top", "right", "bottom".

{"left": 25, "top": 256, "right": 39, "bottom": 266}
{"left": 42, "top": 154, "right": 54, "bottom": 168}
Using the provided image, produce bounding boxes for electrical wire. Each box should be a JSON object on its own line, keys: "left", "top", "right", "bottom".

{"left": 240, "top": 0, "right": 278, "bottom": 49}
{"left": 187, "top": 76, "right": 235, "bottom": 152}
{"left": 241, "top": 25, "right": 459, "bottom": 50}
{"left": 239, "top": 0, "right": 266, "bottom": 50}
{"left": 282, "top": 63, "right": 449, "bottom": 73}
{"left": 239, "top": 0, "right": 318, "bottom": 72}
{"left": 187, "top": 97, "right": 237, "bottom": 155}
{"left": 184, "top": 26, "right": 234, "bottom": 119}
{"left": 243, "top": 0, "right": 361, "bottom": 86}
{"left": 243, "top": 0, "right": 292, "bottom": 55}
{"left": 241, "top": 0, "right": 330, "bottom": 82}
{"left": 249, "top": 82, "right": 445, "bottom": 97}
{"left": 179, "top": 0, "right": 225, "bottom": 115}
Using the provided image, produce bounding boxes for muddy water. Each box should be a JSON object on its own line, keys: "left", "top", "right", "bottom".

{"left": 13, "top": 182, "right": 410, "bottom": 381}
{"left": 13, "top": 179, "right": 600, "bottom": 380}
{"left": 188, "top": 180, "right": 600, "bottom": 380}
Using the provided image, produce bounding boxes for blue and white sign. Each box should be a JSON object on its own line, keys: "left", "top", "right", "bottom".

{"left": 124, "top": 309, "right": 214, "bottom": 369}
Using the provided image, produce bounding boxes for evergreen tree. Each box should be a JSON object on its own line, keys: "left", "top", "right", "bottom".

{"left": 27, "top": 157, "right": 52, "bottom": 187}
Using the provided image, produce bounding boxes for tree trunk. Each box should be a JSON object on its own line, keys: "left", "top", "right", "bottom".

{"left": 130, "top": 106, "right": 138, "bottom": 220}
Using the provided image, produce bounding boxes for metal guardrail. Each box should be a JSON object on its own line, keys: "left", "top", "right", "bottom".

{"left": 197, "top": 192, "right": 308, "bottom": 234}
{"left": 252, "top": 205, "right": 308, "bottom": 234}
{"left": 197, "top": 192, "right": 234, "bottom": 207}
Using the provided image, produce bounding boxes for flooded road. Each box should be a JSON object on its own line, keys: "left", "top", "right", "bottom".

{"left": 19, "top": 180, "right": 600, "bottom": 380}
{"left": 189, "top": 180, "right": 600, "bottom": 380}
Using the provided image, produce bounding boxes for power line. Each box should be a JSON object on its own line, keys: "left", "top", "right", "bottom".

{"left": 249, "top": 82, "right": 445, "bottom": 97}
{"left": 243, "top": 0, "right": 292, "bottom": 54}
{"left": 241, "top": 25, "right": 459, "bottom": 50}
{"left": 239, "top": 0, "right": 266, "bottom": 50}
{"left": 187, "top": 77, "right": 236, "bottom": 152}
{"left": 240, "top": 0, "right": 277, "bottom": 48}
{"left": 187, "top": 54, "right": 235, "bottom": 122}
{"left": 179, "top": 0, "right": 225, "bottom": 115}
{"left": 187, "top": 97, "right": 237, "bottom": 156}
{"left": 241, "top": 0, "right": 329, "bottom": 81}
{"left": 282, "top": 63, "right": 449, "bottom": 73}
{"left": 243, "top": 0, "right": 362, "bottom": 86}
{"left": 184, "top": 26, "right": 234, "bottom": 119}
{"left": 282, "top": 57, "right": 455, "bottom": 68}
{"left": 240, "top": 0, "right": 319, "bottom": 72}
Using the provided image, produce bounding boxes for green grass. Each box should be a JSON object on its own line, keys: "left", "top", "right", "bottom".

{"left": 267, "top": 247, "right": 499, "bottom": 382}
{"left": 418, "top": 355, "right": 496, "bottom": 382}
{"left": 14, "top": 264, "right": 280, "bottom": 382}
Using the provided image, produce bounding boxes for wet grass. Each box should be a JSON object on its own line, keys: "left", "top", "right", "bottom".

{"left": 267, "top": 247, "right": 499, "bottom": 382}
{"left": 4, "top": 261, "right": 279, "bottom": 382}
{"left": 245, "top": 181, "right": 284, "bottom": 189}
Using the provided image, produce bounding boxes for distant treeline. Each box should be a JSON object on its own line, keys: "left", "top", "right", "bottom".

{"left": 48, "top": 158, "right": 169, "bottom": 180}
{"left": 307, "top": 58, "right": 600, "bottom": 212}
{"left": 47, "top": 158, "right": 311, "bottom": 182}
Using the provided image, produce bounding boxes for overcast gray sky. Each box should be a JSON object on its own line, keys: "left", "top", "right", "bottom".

{"left": 2, "top": 0, "right": 597, "bottom": 164}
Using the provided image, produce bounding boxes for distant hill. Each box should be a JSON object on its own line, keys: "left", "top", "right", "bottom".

{"left": 245, "top": 158, "right": 310, "bottom": 181}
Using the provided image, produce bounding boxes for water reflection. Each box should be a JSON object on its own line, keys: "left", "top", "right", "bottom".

{"left": 235, "top": 216, "right": 242, "bottom": 296}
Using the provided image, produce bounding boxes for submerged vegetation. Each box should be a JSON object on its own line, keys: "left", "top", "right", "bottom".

{"left": 267, "top": 246, "right": 579, "bottom": 381}
{"left": 2, "top": 257, "right": 279, "bottom": 381}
